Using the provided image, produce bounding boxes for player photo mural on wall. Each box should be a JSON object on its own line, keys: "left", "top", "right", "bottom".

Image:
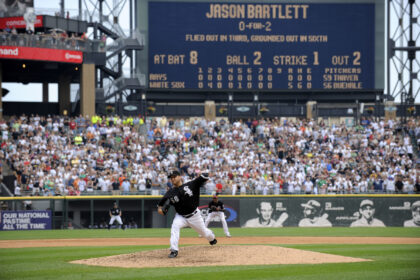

{"left": 298, "top": 200, "right": 332, "bottom": 227}
{"left": 243, "top": 201, "right": 288, "bottom": 227}
{"left": 350, "top": 199, "right": 386, "bottom": 227}
{"left": 404, "top": 200, "right": 420, "bottom": 227}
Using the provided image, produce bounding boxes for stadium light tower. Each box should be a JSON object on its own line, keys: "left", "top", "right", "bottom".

{"left": 77, "top": 0, "right": 145, "bottom": 115}
{"left": 388, "top": 0, "right": 420, "bottom": 105}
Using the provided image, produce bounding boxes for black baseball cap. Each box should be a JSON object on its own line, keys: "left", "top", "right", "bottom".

{"left": 168, "top": 170, "right": 181, "bottom": 178}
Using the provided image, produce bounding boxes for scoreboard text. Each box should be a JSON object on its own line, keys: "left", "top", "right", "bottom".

{"left": 148, "top": 2, "right": 374, "bottom": 90}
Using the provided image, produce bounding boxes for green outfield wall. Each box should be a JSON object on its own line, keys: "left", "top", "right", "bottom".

{"left": 1, "top": 195, "right": 419, "bottom": 230}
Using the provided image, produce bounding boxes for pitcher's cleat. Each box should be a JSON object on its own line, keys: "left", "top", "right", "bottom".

{"left": 168, "top": 250, "right": 178, "bottom": 258}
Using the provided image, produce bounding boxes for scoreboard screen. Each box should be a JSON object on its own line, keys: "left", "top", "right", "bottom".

{"left": 148, "top": 2, "right": 375, "bottom": 90}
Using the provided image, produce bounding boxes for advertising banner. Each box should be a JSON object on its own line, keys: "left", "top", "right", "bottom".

{"left": 0, "top": 15, "right": 43, "bottom": 29}
{"left": 0, "top": 46, "right": 83, "bottom": 63}
{"left": 240, "top": 197, "right": 420, "bottom": 227}
{"left": 0, "top": 210, "right": 52, "bottom": 230}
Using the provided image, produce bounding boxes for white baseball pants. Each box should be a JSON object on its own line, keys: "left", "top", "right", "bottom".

{"left": 205, "top": 211, "right": 231, "bottom": 236}
{"left": 109, "top": 215, "right": 123, "bottom": 225}
{"left": 170, "top": 209, "right": 215, "bottom": 251}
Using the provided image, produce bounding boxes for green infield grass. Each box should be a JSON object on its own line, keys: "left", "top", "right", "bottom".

{"left": 0, "top": 227, "right": 420, "bottom": 239}
{"left": 0, "top": 228, "right": 419, "bottom": 280}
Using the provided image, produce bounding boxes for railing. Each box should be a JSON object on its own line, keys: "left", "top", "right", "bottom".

{"left": 0, "top": 183, "right": 13, "bottom": 197}
{"left": 108, "top": 70, "right": 146, "bottom": 91}
{"left": 0, "top": 33, "right": 105, "bottom": 53}
{"left": 106, "top": 29, "right": 145, "bottom": 52}
{"left": 13, "top": 186, "right": 418, "bottom": 198}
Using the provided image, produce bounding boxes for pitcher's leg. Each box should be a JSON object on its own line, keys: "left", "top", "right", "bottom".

{"left": 188, "top": 211, "right": 215, "bottom": 242}
{"left": 170, "top": 213, "right": 188, "bottom": 251}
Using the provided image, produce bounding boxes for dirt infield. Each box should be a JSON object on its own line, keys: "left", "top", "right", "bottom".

{"left": 71, "top": 245, "right": 371, "bottom": 268}
{"left": 1, "top": 236, "right": 420, "bottom": 248}
{"left": 4, "top": 236, "right": 418, "bottom": 268}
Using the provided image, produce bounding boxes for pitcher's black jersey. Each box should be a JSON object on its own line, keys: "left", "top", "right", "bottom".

{"left": 158, "top": 175, "right": 208, "bottom": 215}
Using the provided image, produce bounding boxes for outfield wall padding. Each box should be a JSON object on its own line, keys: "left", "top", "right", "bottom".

{"left": 0, "top": 195, "right": 419, "bottom": 229}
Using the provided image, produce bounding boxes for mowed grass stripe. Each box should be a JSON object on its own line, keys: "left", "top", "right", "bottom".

{"left": 1, "top": 227, "right": 420, "bottom": 240}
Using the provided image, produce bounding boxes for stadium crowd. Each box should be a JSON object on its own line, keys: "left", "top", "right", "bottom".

{"left": 0, "top": 27, "right": 102, "bottom": 52}
{"left": 1, "top": 114, "right": 419, "bottom": 197}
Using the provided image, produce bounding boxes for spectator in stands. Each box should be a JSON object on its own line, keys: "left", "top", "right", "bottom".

{"left": 373, "top": 176, "right": 384, "bottom": 193}
{"left": 0, "top": 114, "right": 418, "bottom": 197}
{"left": 415, "top": 177, "right": 420, "bottom": 194}
{"left": 111, "top": 176, "right": 120, "bottom": 195}
{"left": 14, "top": 180, "right": 21, "bottom": 196}
{"left": 121, "top": 178, "right": 131, "bottom": 195}
{"left": 394, "top": 175, "right": 404, "bottom": 193}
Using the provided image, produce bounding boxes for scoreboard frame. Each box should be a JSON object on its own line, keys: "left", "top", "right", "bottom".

{"left": 136, "top": 0, "right": 385, "bottom": 101}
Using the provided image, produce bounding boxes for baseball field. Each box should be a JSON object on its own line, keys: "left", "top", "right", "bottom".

{"left": 0, "top": 227, "right": 419, "bottom": 280}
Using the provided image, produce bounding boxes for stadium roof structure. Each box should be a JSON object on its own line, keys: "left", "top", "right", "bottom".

{"left": 1, "top": 58, "right": 81, "bottom": 84}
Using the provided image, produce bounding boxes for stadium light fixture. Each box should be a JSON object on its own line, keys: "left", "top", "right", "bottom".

{"left": 22, "top": 64, "right": 26, "bottom": 69}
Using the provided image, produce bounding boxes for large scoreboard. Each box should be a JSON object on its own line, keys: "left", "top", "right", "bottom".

{"left": 148, "top": 2, "right": 375, "bottom": 91}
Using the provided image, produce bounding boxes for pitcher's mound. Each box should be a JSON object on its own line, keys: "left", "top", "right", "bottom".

{"left": 71, "top": 245, "right": 370, "bottom": 268}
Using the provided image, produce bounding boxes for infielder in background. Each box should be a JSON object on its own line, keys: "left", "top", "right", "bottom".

{"left": 205, "top": 195, "right": 231, "bottom": 237}
{"left": 158, "top": 170, "right": 217, "bottom": 258}
{"left": 108, "top": 202, "right": 125, "bottom": 230}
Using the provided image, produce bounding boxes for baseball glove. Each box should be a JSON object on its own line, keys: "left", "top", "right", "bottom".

{"left": 160, "top": 199, "right": 171, "bottom": 215}
{"left": 211, "top": 206, "right": 218, "bottom": 211}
